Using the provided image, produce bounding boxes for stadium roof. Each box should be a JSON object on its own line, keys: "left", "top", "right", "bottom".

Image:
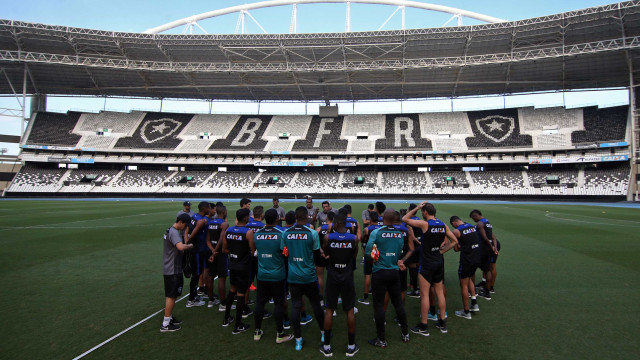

{"left": 0, "top": 1, "right": 639, "bottom": 101}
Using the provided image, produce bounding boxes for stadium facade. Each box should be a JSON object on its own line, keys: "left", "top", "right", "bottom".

{"left": 0, "top": 1, "right": 638, "bottom": 200}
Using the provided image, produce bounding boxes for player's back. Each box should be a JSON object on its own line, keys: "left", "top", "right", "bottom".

{"left": 326, "top": 231, "right": 358, "bottom": 274}
{"left": 370, "top": 225, "right": 404, "bottom": 272}
{"left": 225, "top": 225, "right": 251, "bottom": 270}
{"left": 420, "top": 218, "right": 446, "bottom": 265}
{"left": 456, "top": 222, "right": 481, "bottom": 263}
{"left": 254, "top": 226, "right": 286, "bottom": 281}
{"left": 283, "top": 224, "right": 319, "bottom": 284}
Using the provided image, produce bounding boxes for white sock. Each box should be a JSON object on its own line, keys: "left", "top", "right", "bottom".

{"left": 348, "top": 344, "right": 355, "bottom": 350}
{"left": 162, "top": 316, "right": 171, "bottom": 327}
{"left": 324, "top": 345, "right": 331, "bottom": 350}
{"left": 471, "top": 296, "right": 477, "bottom": 300}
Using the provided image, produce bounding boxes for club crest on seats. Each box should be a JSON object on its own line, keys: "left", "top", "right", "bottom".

{"left": 140, "top": 118, "right": 181, "bottom": 143}
{"left": 475, "top": 115, "right": 514, "bottom": 143}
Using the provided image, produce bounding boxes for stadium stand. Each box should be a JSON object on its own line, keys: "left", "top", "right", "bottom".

{"left": 25, "top": 112, "right": 82, "bottom": 146}
{"left": 208, "top": 115, "right": 271, "bottom": 151}
{"left": 375, "top": 114, "right": 433, "bottom": 151}
{"left": 73, "top": 111, "right": 146, "bottom": 134}
{"left": 429, "top": 171, "right": 469, "bottom": 187}
{"left": 380, "top": 171, "right": 432, "bottom": 194}
{"left": 114, "top": 112, "right": 194, "bottom": 150}
{"left": 519, "top": 107, "right": 583, "bottom": 132}
{"left": 571, "top": 106, "right": 628, "bottom": 144}
{"left": 292, "top": 117, "right": 348, "bottom": 151}
{"left": 199, "top": 171, "right": 257, "bottom": 193}
{"left": 176, "top": 114, "right": 240, "bottom": 152}
{"left": 7, "top": 165, "right": 66, "bottom": 192}
{"left": 99, "top": 170, "right": 172, "bottom": 193}
{"left": 465, "top": 109, "right": 533, "bottom": 149}
{"left": 469, "top": 170, "right": 531, "bottom": 195}
{"left": 577, "top": 164, "right": 630, "bottom": 196}
{"left": 282, "top": 170, "right": 341, "bottom": 194}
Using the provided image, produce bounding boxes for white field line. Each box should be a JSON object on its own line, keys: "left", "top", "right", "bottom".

{"left": 544, "top": 212, "right": 640, "bottom": 227}
{"left": 0, "top": 210, "right": 173, "bottom": 231}
{"left": 72, "top": 293, "right": 190, "bottom": 360}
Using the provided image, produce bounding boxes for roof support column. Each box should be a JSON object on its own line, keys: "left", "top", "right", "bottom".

{"left": 21, "top": 64, "right": 27, "bottom": 140}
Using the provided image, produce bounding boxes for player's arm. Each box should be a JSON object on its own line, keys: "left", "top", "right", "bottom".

{"left": 402, "top": 201, "right": 429, "bottom": 232}
{"left": 405, "top": 226, "right": 416, "bottom": 257}
{"left": 356, "top": 222, "right": 362, "bottom": 241}
{"left": 476, "top": 222, "right": 494, "bottom": 250}
{"left": 176, "top": 241, "right": 193, "bottom": 251}
{"left": 247, "top": 230, "right": 256, "bottom": 254}
{"left": 364, "top": 235, "right": 375, "bottom": 259}
{"left": 183, "top": 221, "right": 192, "bottom": 243}
{"left": 312, "top": 230, "right": 324, "bottom": 262}
{"left": 322, "top": 234, "right": 331, "bottom": 259}
{"left": 221, "top": 228, "right": 229, "bottom": 254}
{"left": 491, "top": 233, "right": 499, "bottom": 255}
{"left": 187, "top": 218, "right": 207, "bottom": 243}
{"left": 214, "top": 222, "right": 228, "bottom": 254}
{"left": 440, "top": 226, "right": 458, "bottom": 254}
{"left": 452, "top": 228, "right": 461, "bottom": 251}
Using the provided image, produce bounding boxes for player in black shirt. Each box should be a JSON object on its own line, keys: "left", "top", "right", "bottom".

{"left": 450, "top": 216, "right": 481, "bottom": 319}
{"left": 222, "top": 208, "right": 256, "bottom": 334}
{"left": 470, "top": 209, "right": 499, "bottom": 299}
{"left": 405, "top": 204, "right": 423, "bottom": 298}
{"left": 403, "top": 202, "right": 458, "bottom": 335}
{"left": 321, "top": 213, "right": 359, "bottom": 357}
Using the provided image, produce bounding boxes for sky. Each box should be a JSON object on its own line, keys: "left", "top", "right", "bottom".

{"left": 0, "top": 0, "right": 630, "bottom": 155}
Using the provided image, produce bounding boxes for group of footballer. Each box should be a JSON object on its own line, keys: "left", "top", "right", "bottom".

{"left": 161, "top": 197, "right": 500, "bottom": 357}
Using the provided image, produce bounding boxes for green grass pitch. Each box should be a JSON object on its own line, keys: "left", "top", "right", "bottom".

{"left": 1, "top": 199, "right": 639, "bottom": 359}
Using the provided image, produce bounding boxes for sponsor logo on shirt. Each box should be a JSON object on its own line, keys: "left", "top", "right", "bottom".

{"left": 256, "top": 234, "right": 278, "bottom": 240}
{"left": 381, "top": 232, "right": 402, "bottom": 238}
{"left": 287, "top": 233, "right": 308, "bottom": 240}
{"left": 330, "top": 242, "right": 353, "bottom": 249}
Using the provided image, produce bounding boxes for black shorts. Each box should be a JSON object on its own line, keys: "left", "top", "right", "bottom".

{"left": 364, "top": 255, "right": 373, "bottom": 276}
{"left": 315, "top": 256, "right": 328, "bottom": 268}
{"left": 399, "top": 269, "right": 408, "bottom": 292}
{"left": 164, "top": 274, "right": 184, "bottom": 298}
{"left": 479, "top": 252, "right": 492, "bottom": 272}
{"left": 407, "top": 249, "right": 420, "bottom": 265}
{"left": 229, "top": 266, "right": 251, "bottom": 293}
{"left": 491, "top": 241, "right": 501, "bottom": 264}
{"left": 419, "top": 263, "right": 444, "bottom": 284}
{"left": 289, "top": 281, "right": 321, "bottom": 303}
{"left": 325, "top": 270, "right": 356, "bottom": 311}
{"left": 208, "top": 253, "right": 228, "bottom": 278}
{"left": 192, "top": 250, "right": 210, "bottom": 277}
{"left": 458, "top": 258, "right": 479, "bottom": 279}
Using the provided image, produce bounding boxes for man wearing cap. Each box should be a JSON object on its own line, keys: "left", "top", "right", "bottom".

{"left": 272, "top": 198, "right": 286, "bottom": 227}
{"left": 161, "top": 213, "right": 194, "bottom": 332}
{"left": 177, "top": 201, "right": 195, "bottom": 218}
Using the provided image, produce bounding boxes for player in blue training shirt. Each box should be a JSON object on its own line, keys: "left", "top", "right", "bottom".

{"left": 221, "top": 208, "right": 256, "bottom": 334}
{"left": 252, "top": 208, "right": 294, "bottom": 344}
{"left": 321, "top": 213, "right": 359, "bottom": 357}
{"left": 358, "top": 209, "right": 381, "bottom": 305}
{"left": 470, "top": 209, "right": 500, "bottom": 299}
{"left": 450, "top": 216, "right": 481, "bottom": 319}
{"left": 365, "top": 209, "right": 412, "bottom": 348}
{"left": 405, "top": 204, "right": 423, "bottom": 298}
{"left": 184, "top": 201, "right": 211, "bottom": 308}
{"left": 207, "top": 205, "right": 229, "bottom": 312}
{"left": 243, "top": 206, "right": 266, "bottom": 316}
{"left": 316, "top": 211, "right": 334, "bottom": 307}
{"left": 281, "top": 206, "right": 325, "bottom": 351}
{"left": 403, "top": 201, "right": 458, "bottom": 335}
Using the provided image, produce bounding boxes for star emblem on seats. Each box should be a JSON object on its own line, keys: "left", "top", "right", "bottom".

{"left": 485, "top": 119, "right": 503, "bottom": 132}
{"left": 151, "top": 122, "right": 169, "bottom": 134}
{"left": 140, "top": 118, "right": 182, "bottom": 143}
{"left": 475, "top": 115, "right": 515, "bottom": 143}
